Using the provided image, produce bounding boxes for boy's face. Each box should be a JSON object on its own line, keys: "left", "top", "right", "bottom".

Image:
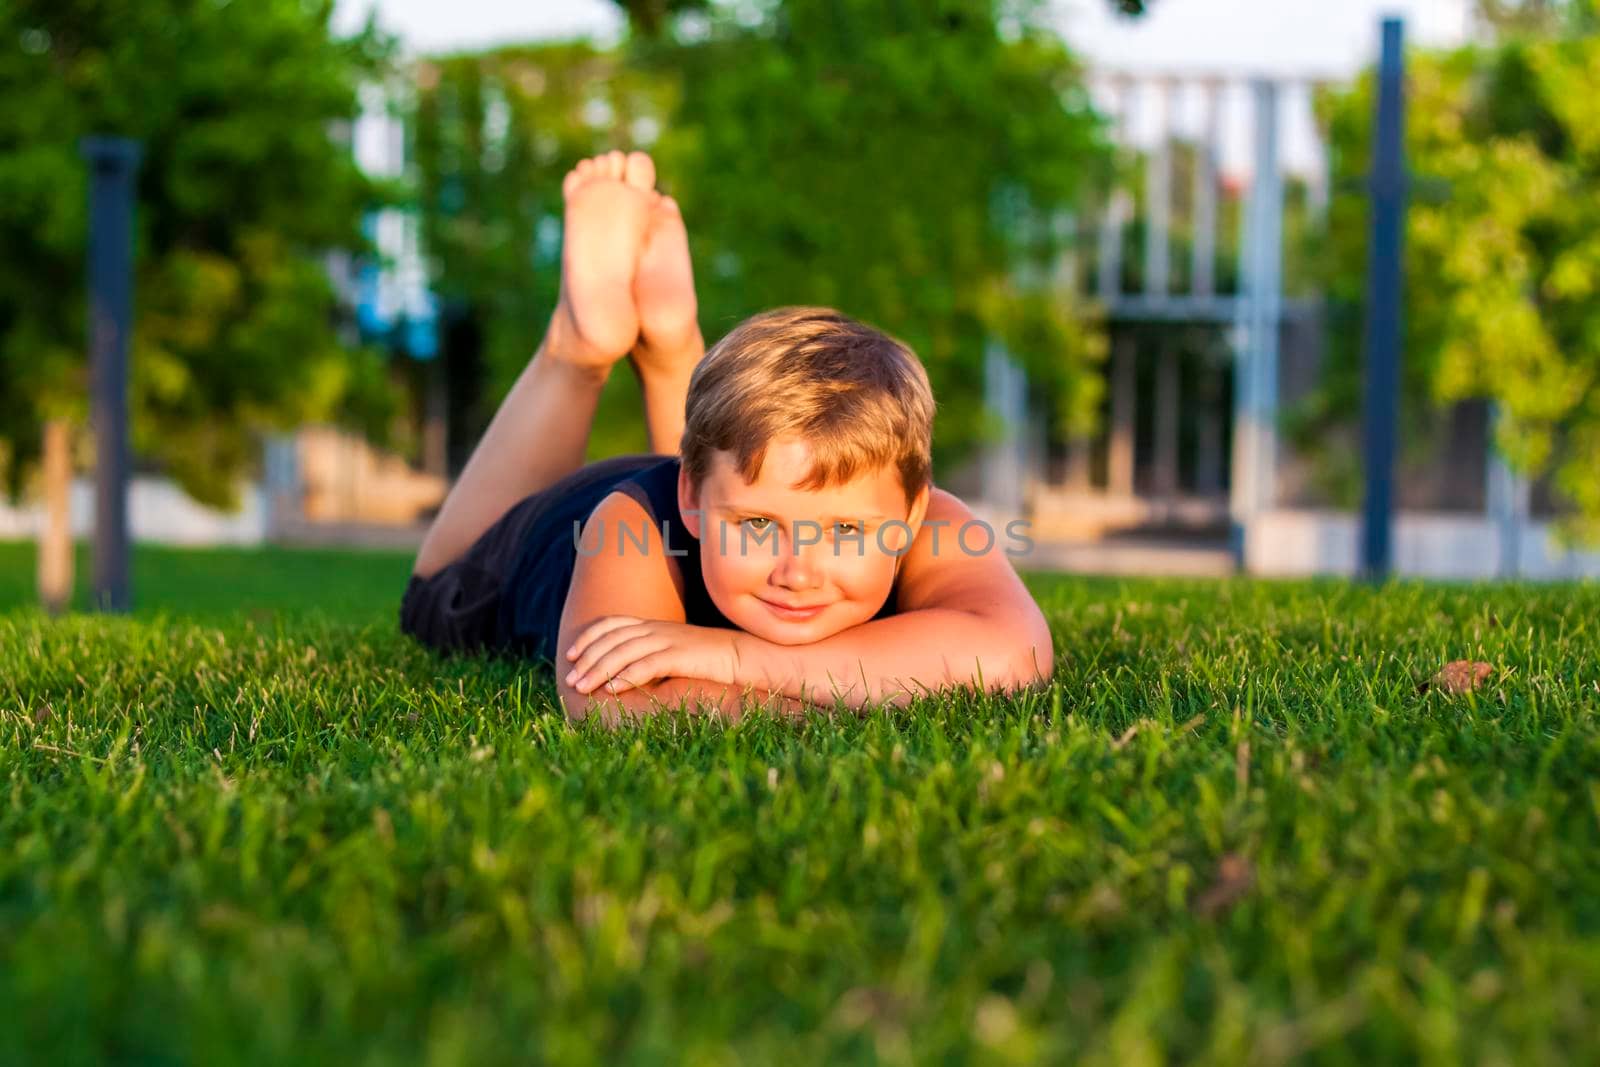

{"left": 679, "top": 437, "right": 930, "bottom": 647}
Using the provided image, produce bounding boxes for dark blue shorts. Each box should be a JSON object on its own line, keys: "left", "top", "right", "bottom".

{"left": 399, "top": 453, "right": 667, "bottom": 658}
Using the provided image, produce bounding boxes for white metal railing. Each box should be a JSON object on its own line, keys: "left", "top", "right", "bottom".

{"left": 988, "top": 69, "right": 1338, "bottom": 532}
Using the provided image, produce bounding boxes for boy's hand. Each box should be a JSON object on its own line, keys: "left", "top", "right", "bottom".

{"left": 563, "top": 616, "right": 742, "bottom": 695}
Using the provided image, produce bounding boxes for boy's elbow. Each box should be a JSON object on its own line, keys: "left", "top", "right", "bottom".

{"left": 559, "top": 677, "right": 632, "bottom": 727}
{"left": 560, "top": 678, "right": 724, "bottom": 727}
{"left": 959, "top": 610, "right": 1052, "bottom": 695}
{"left": 560, "top": 682, "right": 596, "bottom": 724}
{"left": 1000, "top": 618, "right": 1054, "bottom": 692}
{"left": 562, "top": 688, "right": 640, "bottom": 729}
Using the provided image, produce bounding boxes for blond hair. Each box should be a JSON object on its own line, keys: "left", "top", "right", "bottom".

{"left": 681, "top": 307, "right": 935, "bottom": 509}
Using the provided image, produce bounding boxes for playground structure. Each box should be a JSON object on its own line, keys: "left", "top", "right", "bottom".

{"left": 993, "top": 68, "right": 1323, "bottom": 551}
{"left": 982, "top": 24, "right": 1600, "bottom": 580}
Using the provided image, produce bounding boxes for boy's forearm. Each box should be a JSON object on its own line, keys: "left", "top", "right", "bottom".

{"left": 413, "top": 314, "right": 608, "bottom": 579}
{"left": 563, "top": 675, "right": 818, "bottom": 727}
{"left": 732, "top": 609, "right": 1053, "bottom": 708}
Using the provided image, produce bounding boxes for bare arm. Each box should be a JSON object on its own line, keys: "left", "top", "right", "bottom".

{"left": 413, "top": 315, "right": 611, "bottom": 580}
{"left": 554, "top": 490, "right": 830, "bottom": 723}
{"left": 730, "top": 489, "right": 1054, "bottom": 706}
{"left": 564, "top": 676, "right": 818, "bottom": 728}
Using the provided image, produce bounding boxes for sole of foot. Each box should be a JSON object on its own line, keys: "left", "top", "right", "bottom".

{"left": 631, "top": 193, "right": 702, "bottom": 382}
{"left": 549, "top": 150, "right": 659, "bottom": 374}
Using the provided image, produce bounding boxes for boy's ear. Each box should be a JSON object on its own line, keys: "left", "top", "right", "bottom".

{"left": 906, "top": 484, "right": 931, "bottom": 534}
{"left": 677, "top": 463, "right": 703, "bottom": 540}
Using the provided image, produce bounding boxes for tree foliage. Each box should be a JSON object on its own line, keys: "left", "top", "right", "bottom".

{"left": 414, "top": 0, "right": 1110, "bottom": 475}
{"left": 0, "top": 0, "right": 397, "bottom": 508}
{"left": 1311, "top": 5, "right": 1600, "bottom": 536}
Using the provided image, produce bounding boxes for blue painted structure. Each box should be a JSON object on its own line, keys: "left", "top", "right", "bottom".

{"left": 1359, "top": 17, "right": 1407, "bottom": 580}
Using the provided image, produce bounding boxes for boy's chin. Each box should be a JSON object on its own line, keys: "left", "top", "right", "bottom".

{"left": 757, "top": 626, "right": 830, "bottom": 646}
{"left": 740, "top": 612, "right": 850, "bottom": 646}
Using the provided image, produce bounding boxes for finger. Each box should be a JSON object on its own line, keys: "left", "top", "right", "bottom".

{"left": 573, "top": 637, "right": 671, "bottom": 692}
{"left": 570, "top": 623, "right": 652, "bottom": 676}
{"left": 600, "top": 672, "right": 638, "bottom": 695}
{"left": 600, "top": 652, "right": 669, "bottom": 695}
{"left": 569, "top": 627, "right": 654, "bottom": 684}
{"left": 574, "top": 636, "right": 671, "bottom": 692}
{"left": 568, "top": 616, "right": 642, "bottom": 661}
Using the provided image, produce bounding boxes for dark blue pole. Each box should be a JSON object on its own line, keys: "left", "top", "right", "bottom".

{"left": 1360, "top": 18, "right": 1407, "bottom": 581}
{"left": 81, "top": 137, "right": 141, "bottom": 613}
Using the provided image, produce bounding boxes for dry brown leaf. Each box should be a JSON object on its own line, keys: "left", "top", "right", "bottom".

{"left": 833, "top": 986, "right": 906, "bottom": 1029}
{"left": 1423, "top": 660, "right": 1495, "bottom": 695}
{"left": 1195, "top": 852, "right": 1255, "bottom": 919}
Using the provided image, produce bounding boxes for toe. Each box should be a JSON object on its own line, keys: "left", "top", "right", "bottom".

{"left": 605, "top": 150, "right": 626, "bottom": 179}
{"left": 562, "top": 168, "right": 582, "bottom": 198}
{"left": 623, "top": 151, "right": 656, "bottom": 191}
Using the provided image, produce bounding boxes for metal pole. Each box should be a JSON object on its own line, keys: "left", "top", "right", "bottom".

{"left": 1486, "top": 403, "right": 1529, "bottom": 579}
{"left": 1229, "top": 79, "right": 1283, "bottom": 563}
{"left": 82, "top": 136, "right": 141, "bottom": 613}
{"left": 1360, "top": 19, "right": 1407, "bottom": 580}
{"left": 1097, "top": 76, "right": 1134, "bottom": 305}
{"left": 1192, "top": 79, "right": 1222, "bottom": 300}
{"left": 1144, "top": 78, "right": 1173, "bottom": 300}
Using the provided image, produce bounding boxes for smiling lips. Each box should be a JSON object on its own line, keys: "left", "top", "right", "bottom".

{"left": 759, "top": 597, "right": 828, "bottom": 620}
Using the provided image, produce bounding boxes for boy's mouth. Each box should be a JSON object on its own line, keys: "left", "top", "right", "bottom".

{"left": 757, "top": 596, "right": 828, "bottom": 620}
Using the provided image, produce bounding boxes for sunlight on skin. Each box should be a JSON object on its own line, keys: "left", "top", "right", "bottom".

{"left": 677, "top": 436, "right": 930, "bottom": 648}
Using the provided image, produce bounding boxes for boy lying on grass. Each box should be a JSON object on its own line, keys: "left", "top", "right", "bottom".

{"left": 402, "top": 150, "right": 1053, "bottom": 724}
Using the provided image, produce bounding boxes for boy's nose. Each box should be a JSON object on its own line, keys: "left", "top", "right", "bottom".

{"left": 771, "top": 532, "right": 824, "bottom": 589}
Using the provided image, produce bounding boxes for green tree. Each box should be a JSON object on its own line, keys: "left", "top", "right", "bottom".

{"left": 1474, "top": 0, "right": 1588, "bottom": 34}
{"left": 612, "top": 0, "right": 711, "bottom": 37}
{"left": 1308, "top": 4, "right": 1600, "bottom": 537}
{"left": 0, "top": 0, "right": 397, "bottom": 508}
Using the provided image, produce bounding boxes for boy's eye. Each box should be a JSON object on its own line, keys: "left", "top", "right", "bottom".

{"left": 833, "top": 523, "right": 860, "bottom": 536}
{"left": 741, "top": 516, "right": 772, "bottom": 531}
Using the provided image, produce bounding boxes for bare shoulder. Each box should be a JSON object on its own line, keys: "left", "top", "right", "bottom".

{"left": 564, "top": 489, "right": 688, "bottom": 620}
{"left": 924, "top": 485, "right": 973, "bottom": 523}
{"left": 895, "top": 485, "right": 1053, "bottom": 678}
{"left": 895, "top": 485, "right": 1028, "bottom": 613}
{"left": 556, "top": 489, "right": 690, "bottom": 717}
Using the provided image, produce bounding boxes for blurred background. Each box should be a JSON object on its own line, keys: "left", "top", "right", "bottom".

{"left": 3, "top": 0, "right": 1599, "bottom": 595}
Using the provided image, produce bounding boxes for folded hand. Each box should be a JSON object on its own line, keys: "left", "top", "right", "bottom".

{"left": 563, "top": 616, "right": 742, "bottom": 695}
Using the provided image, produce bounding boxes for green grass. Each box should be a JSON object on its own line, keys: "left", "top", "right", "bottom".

{"left": 2, "top": 541, "right": 1598, "bottom": 1065}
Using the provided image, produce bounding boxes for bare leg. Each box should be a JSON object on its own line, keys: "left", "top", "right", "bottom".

{"left": 413, "top": 150, "right": 659, "bottom": 579}
{"left": 632, "top": 331, "right": 701, "bottom": 456}
{"left": 631, "top": 193, "right": 705, "bottom": 454}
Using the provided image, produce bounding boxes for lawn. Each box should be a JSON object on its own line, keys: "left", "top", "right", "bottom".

{"left": 2, "top": 541, "right": 1597, "bottom": 1065}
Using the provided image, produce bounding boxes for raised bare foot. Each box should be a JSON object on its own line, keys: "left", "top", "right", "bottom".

{"left": 549, "top": 150, "right": 659, "bottom": 372}
{"left": 631, "top": 193, "right": 702, "bottom": 381}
